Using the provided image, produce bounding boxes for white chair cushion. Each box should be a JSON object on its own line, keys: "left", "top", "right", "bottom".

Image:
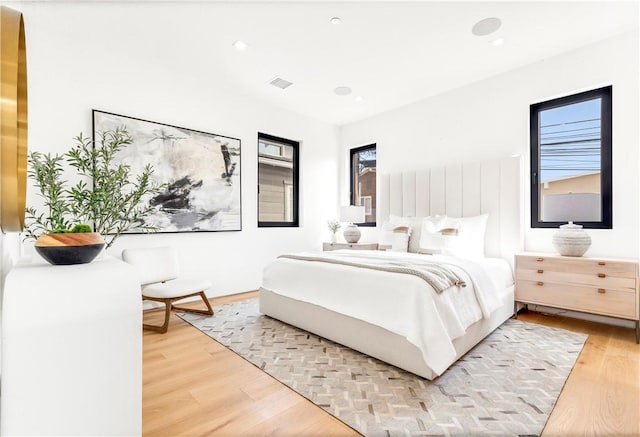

{"left": 142, "top": 278, "right": 212, "bottom": 299}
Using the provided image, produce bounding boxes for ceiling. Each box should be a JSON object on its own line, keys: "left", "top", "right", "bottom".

{"left": 15, "top": 1, "right": 640, "bottom": 126}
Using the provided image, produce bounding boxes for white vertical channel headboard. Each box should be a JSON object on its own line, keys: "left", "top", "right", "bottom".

{"left": 379, "top": 156, "right": 523, "bottom": 263}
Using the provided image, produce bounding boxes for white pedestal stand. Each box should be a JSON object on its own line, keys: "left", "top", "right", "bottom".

{"left": 1, "top": 256, "right": 141, "bottom": 436}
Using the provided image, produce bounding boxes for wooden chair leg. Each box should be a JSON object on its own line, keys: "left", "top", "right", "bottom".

{"left": 171, "top": 291, "right": 214, "bottom": 316}
{"left": 143, "top": 292, "right": 213, "bottom": 334}
{"left": 143, "top": 298, "right": 172, "bottom": 334}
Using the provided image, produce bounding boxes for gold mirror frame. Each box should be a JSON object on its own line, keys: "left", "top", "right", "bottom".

{"left": 0, "top": 6, "right": 28, "bottom": 232}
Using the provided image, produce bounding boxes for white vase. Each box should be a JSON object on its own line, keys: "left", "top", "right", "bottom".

{"left": 552, "top": 222, "right": 591, "bottom": 257}
{"left": 330, "top": 233, "right": 337, "bottom": 244}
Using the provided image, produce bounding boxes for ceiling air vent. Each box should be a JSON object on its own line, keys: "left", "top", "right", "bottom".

{"left": 269, "top": 76, "right": 293, "bottom": 90}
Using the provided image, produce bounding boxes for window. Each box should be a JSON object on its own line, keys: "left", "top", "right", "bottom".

{"left": 530, "top": 86, "right": 612, "bottom": 229}
{"left": 258, "top": 133, "right": 299, "bottom": 227}
{"left": 350, "top": 144, "right": 376, "bottom": 226}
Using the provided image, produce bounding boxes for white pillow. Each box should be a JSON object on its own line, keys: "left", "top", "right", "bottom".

{"left": 418, "top": 216, "right": 458, "bottom": 255}
{"left": 379, "top": 222, "right": 395, "bottom": 249}
{"left": 441, "top": 214, "right": 488, "bottom": 259}
{"left": 379, "top": 222, "right": 410, "bottom": 252}
{"left": 389, "top": 214, "right": 432, "bottom": 253}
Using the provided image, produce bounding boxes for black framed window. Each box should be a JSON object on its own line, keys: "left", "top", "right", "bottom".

{"left": 350, "top": 144, "right": 376, "bottom": 226}
{"left": 258, "top": 133, "right": 299, "bottom": 227}
{"left": 530, "top": 86, "right": 612, "bottom": 229}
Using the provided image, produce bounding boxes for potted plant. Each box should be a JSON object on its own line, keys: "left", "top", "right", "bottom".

{"left": 24, "top": 127, "right": 163, "bottom": 265}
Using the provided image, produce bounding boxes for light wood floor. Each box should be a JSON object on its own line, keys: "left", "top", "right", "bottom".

{"left": 143, "top": 291, "right": 639, "bottom": 436}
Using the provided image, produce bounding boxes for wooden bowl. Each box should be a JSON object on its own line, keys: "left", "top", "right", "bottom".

{"left": 35, "top": 232, "right": 105, "bottom": 265}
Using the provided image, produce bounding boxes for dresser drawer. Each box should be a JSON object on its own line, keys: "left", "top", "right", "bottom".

{"left": 516, "top": 268, "right": 636, "bottom": 292}
{"left": 517, "top": 280, "right": 637, "bottom": 319}
{"left": 517, "top": 256, "right": 637, "bottom": 279}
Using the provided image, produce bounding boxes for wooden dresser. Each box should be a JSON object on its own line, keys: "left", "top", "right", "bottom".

{"left": 515, "top": 252, "right": 639, "bottom": 343}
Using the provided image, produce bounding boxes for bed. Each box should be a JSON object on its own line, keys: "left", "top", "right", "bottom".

{"left": 259, "top": 156, "right": 523, "bottom": 380}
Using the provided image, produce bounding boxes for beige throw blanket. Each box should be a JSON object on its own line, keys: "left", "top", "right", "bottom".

{"left": 279, "top": 253, "right": 466, "bottom": 293}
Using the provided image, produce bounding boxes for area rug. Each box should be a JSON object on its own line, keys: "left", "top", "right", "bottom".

{"left": 178, "top": 298, "right": 587, "bottom": 436}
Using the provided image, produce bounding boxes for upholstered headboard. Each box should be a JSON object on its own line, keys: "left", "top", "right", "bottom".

{"left": 379, "top": 156, "right": 523, "bottom": 263}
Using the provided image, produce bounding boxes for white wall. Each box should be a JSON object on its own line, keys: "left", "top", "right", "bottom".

{"left": 340, "top": 32, "right": 640, "bottom": 259}
{"left": 10, "top": 2, "right": 340, "bottom": 296}
{"left": 5, "top": 2, "right": 638, "bottom": 299}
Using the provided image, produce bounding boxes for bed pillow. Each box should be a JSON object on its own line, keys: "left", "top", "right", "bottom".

{"left": 441, "top": 214, "right": 488, "bottom": 259}
{"left": 389, "top": 214, "right": 433, "bottom": 253}
{"left": 379, "top": 222, "right": 410, "bottom": 252}
{"left": 418, "top": 216, "right": 457, "bottom": 255}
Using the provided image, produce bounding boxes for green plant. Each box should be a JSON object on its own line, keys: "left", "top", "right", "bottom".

{"left": 48, "top": 224, "right": 92, "bottom": 234}
{"left": 24, "top": 127, "right": 164, "bottom": 249}
{"left": 25, "top": 152, "right": 71, "bottom": 237}
{"left": 69, "top": 223, "right": 92, "bottom": 233}
{"left": 327, "top": 219, "right": 341, "bottom": 234}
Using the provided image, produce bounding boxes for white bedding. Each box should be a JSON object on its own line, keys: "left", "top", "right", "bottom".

{"left": 262, "top": 250, "right": 513, "bottom": 376}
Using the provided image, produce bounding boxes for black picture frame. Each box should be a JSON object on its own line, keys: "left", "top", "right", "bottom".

{"left": 93, "top": 110, "right": 242, "bottom": 233}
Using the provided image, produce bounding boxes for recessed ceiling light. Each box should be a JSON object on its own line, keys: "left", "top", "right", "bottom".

{"left": 334, "top": 86, "right": 352, "bottom": 96}
{"left": 471, "top": 17, "right": 502, "bottom": 36}
{"left": 330, "top": 17, "right": 342, "bottom": 25}
{"left": 232, "top": 40, "right": 248, "bottom": 51}
{"left": 354, "top": 96, "right": 363, "bottom": 102}
{"left": 491, "top": 37, "right": 505, "bottom": 47}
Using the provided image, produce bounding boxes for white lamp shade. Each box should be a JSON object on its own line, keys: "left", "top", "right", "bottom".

{"left": 542, "top": 193, "right": 601, "bottom": 222}
{"left": 340, "top": 205, "right": 365, "bottom": 223}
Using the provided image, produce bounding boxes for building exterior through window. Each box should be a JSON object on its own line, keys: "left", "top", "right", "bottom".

{"left": 530, "top": 86, "right": 612, "bottom": 229}
{"left": 350, "top": 144, "right": 376, "bottom": 225}
{"left": 258, "top": 133, "right": 299, "bottom": 227}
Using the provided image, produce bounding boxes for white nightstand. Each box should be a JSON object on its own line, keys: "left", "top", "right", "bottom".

{"left": 515, "top": 252, "right": 639, "bottom": 343}
{"left": 322, "top": 242, "right": 379, "bottom": 251}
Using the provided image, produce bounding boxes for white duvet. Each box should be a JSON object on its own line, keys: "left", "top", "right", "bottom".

{"left": 262, "top": 250, "right": 511, "bottom": 375}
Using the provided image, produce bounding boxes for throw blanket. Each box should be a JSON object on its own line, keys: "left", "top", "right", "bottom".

{"left": 279, "top": 253, "right": 466, "bottom": 293}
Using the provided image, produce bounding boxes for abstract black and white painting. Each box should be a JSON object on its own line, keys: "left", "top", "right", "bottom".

{"left": 93, "top": 110, "right": 241, "bottom": 232}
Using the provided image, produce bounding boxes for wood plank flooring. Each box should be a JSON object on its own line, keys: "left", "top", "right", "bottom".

{"left": 143, "top": 292, "right": 639, "bottom": 436}
{"left": 517, "top": 310, "right": 639, "bottom": 437}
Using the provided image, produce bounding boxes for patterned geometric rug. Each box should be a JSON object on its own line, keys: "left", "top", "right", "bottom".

{"left": 178, "top": 298, "right": 587, "bottom": 437}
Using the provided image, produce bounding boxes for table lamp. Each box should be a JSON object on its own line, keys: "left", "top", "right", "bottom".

{"left": 340, "top": 205, "right": 365, "bottom": 243}
{"left": 544, "top": 193, "right": 597, "bottom": 257}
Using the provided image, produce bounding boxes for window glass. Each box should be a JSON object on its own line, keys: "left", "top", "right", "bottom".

{"left": 350, "top": 144, "right": 376, "bottom": 225}
{"left": 530, "top": 86, "right": 611, "bottom": 229}
{"left": 258, "top": 133, "right": 299, "bottom": 227}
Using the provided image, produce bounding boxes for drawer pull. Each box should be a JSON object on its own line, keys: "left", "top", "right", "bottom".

{"left": 598, "top": 261, "right": 606, "bottom": 266}
{"left": 537, "top": 269, "right": 544, "bottom": 274}
{"left": 597, "top": 273, "right": 606, "bottom": 278}
{"left": 536, "top": 281, "right": 544, "bottom": 286}
{"left": 536, "top": 257, "right": 544, "bottom": 262}
{"left": 598, "top": 288, "right": 606, "bottom": 294}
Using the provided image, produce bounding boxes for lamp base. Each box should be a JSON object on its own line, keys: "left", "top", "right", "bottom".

{"left": 552, "top": 221, "right": 591, "bottom": 257}
{"left": 343, "top": 223, "right": 361, "bottom": 243}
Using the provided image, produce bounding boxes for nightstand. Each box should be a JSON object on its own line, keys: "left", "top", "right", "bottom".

{"left": 322, "top": 242, "right": 379, "bottom": 251}
{"left": 515, "top": 252, "right": 639, "bottom": 343}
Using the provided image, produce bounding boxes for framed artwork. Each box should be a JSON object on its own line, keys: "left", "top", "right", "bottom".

{"left": 92, "top": 110, "right": 241, "bottom": 233}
